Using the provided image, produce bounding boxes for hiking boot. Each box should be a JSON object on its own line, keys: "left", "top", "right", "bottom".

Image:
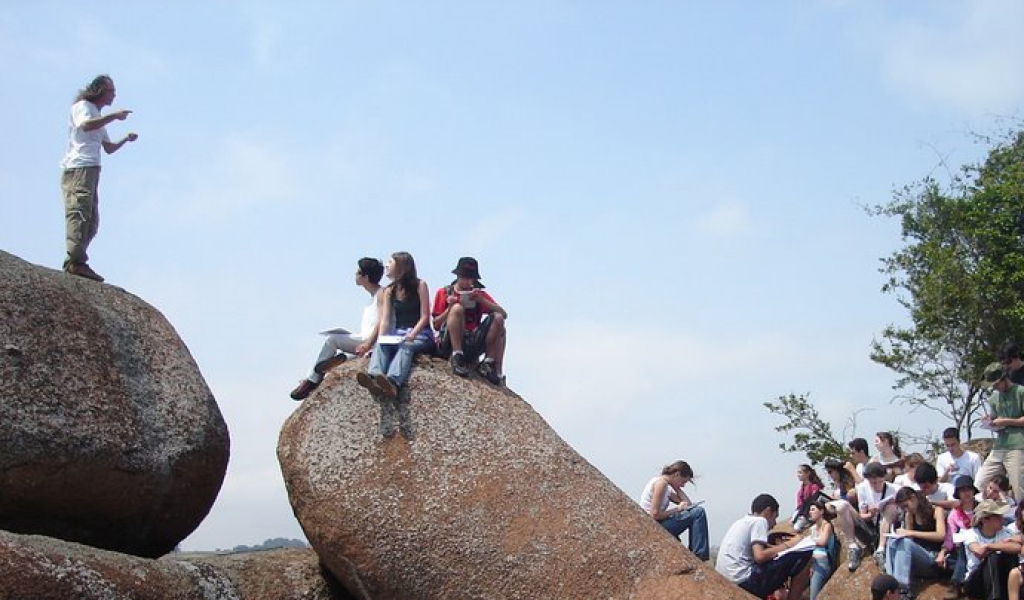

{"left": 942, "top": 584, "right": 963, "bottom": 600}
{"left": 314, "top": 353, "right": 347, "bottom": 375}
{"left": 477, "top": 360, "right": 502, "bottom": 385}
{"left": 65, "top": 262, "right": 104, "bottom": 282}
{"left": 793, "top": 516, "right": 809, "bottom": 532}
{"left": 450, "top": 352, "right": 469, "bottom": 377}
{"left": 373, "top": 374, "right": 398, "bottom": 400}
{"left": 356, "top": 371, "right": 383, "bottom": 396}
{"left": 290, "top": 379, "right": 319, "bottom": 401}
{"left": 847, "top": 546, "right": 863, "bottom": 572}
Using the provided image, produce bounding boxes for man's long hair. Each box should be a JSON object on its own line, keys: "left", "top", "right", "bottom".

{"left": 76, "top": 75, "right": 112, "bottom": 103}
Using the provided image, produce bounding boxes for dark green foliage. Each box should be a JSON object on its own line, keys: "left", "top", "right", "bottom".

{"left": 763, "top": 393, "right": 845, "bottom": 465}
{"left": 869, "top": 128, "right": 1024, "bottom": 436}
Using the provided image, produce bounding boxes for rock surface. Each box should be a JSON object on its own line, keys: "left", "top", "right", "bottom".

{"left": 0, "top": 529, "right": 353, "bottom": 600}
{"left": 279, "top": 359, "right": 748, "bottom": 600}
{"left": 0, "top": 250, "right": 230, "bottom": 558}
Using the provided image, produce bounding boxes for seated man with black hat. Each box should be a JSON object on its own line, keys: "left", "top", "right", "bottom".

{"left": 431, "top": 257, "right": 507, "bottom": 385}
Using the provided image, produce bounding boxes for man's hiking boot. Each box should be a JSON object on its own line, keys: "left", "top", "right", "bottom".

{"left": 65, "top": 262, "right": 104, "bottom": 282}
{"left": 314, "top": 353, "right": 347, "bottom": 375}
{"left": 847, "top": 546, "right": 863, "bottom": 571}
{"left": 373, "top": 374, "right": 398, "bottom": 400}
{"left": 943, "top": 584, "right": 963, "bottom": 600}
{"left": 356, "top": 371, "right": 383, "bottom": 397}
{"left": 450, "top": 352, "right": 469, "bottom": 377}
{"left": 290, "top": 379, "right": 319, "bottom": 401}
{"left": 478, "top": 360, "right": 502, "bottom": 385}
{"left": 873, "top": 548, "right": 886, "bottom": 569}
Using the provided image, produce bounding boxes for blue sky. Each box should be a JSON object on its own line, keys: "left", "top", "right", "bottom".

{"left": 3, "top": 2, "right": 1023, "bottom": 551}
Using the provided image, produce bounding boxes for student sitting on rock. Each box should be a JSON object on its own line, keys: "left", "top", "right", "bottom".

{"left": 431, "top": 257, "right": 507, "bottom": 385}
{"left": 716, "top": 494, "right": 812, "bottom": 599}
{"left": 884, "top": 487, "right": 945, "bottom": 598}
{"left": 937, "top": 475, "right": 980, "bottom": 600}
{"left": 962, "top": 500, "right": 1020, "bottom": 600}
{"left": 793, "top": 464, "right": 825, "bottom": 531}
{"left": 806, "top": 500, "right": 838, "bottom": 600}
{"left": 638, "top": 460, "right": 710, "bottom": 560}
{"left": 1004, "top": 503, "right": 1024, "bottom": 600}
{"left": 290, "top": 257, "right": 384, "bottom": 401}
{"left": 355, "top": 252, "right": 435, "bottom": 400}
{"left": 827, "top": 462, "right": 898, "bottom": 571}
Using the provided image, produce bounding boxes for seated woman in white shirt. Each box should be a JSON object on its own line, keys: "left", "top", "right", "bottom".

{"left": 638, "top": 460, "right": 710, "bottom": 560}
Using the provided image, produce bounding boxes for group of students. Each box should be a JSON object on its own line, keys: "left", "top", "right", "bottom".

{"left": 289, "top": 253, "right": 508, "bottom": 404}
{"left": 640, "top": 349, "right": 1024, "bottom": 600}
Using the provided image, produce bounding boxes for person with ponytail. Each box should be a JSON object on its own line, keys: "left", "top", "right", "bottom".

{"left": 638, "top": 460, "right": 710, "bottom": 560}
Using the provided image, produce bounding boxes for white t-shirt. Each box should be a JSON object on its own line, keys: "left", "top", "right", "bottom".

{"left": 61, "top": 100, "right": 110, "bottom": 169}
{"left": 924, "top": 483, "right": 956, "bottom": 504}
{"left": 893, "top": 475, "right": 918, "bottom": 490}
{"left": 716, "top": 515, "right": 768, "bottom": 583}
{"left": 961, "top": 526, "right": 1015, "bottom": 577}
{"left": 357, "top": 289, "right": 383, "bottom": 338}
{"left": 937, "top": 450, "right": 982, "bottom": 481}
{"left": 855, "top": 480, "right": 898, "bottom": 512}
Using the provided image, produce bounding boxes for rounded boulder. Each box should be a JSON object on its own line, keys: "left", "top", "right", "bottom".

{"left": 0, "top": 250, "right": 230, "bottom": 557}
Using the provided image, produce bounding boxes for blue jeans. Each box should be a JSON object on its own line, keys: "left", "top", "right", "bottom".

{"left": 885, "top": 537, "right": 940, "bottom": 586}
{"left": 948, "top": 544, "right": 967, "bottom": 584}
{"left": 659, "top": 505, "right": 709, "bottom": 560}
{"left": 368, "top": 335, "right": 435, "bottom": 388}
{"left": 809, "top": 554, "right": 832, "bottom": 600}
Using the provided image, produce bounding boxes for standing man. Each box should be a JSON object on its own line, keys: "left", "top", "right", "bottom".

{"left": 716, "top": 494, "right": 811, "bottom": 599}
{"left": 999, "top": 342, "right": 1024, "bottom": 385}
{"left": 431, "top": 257, "right": 507, "bottom": 385}
{"left": 936, "top": 427, "right": 982, "bottom": 483}
{"left": 290, "top": 257, "right": 384, "bottom": 401}
{"left": 60, "top": 74, "right": 137, "bottom": 282}
{"left": 975, "top": 363, "right": 1024, "bottom": 502}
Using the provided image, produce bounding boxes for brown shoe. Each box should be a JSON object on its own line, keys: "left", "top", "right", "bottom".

{"left": 314, "top": 353, "right": 347, "bottom": 375}
{"left": 373, "top": 374, "right": 398, "bottom": 400}
{"left": 65, "top": 262, "right": 104, "bottom": 282}
{"left": 290, "top": 379, "right": 319, "bottom": 401}
{"left": 356, "top": 372, "right": 383, "bottom": 396}
{"left": 942, "top": 584, "right": 963, "bottom": 600}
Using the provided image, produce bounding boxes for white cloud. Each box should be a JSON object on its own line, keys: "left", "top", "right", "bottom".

{"left": 693, "top": 201, "right": 753, "bottom": 238}
{"left": 133, "top": 136, "right": 302, "bottom": 224}
{"left": 867, "top": 1, "right": 1024, "bottom": 115}
{"left": 460, "top": 208, "right": 525, "bottom": 256}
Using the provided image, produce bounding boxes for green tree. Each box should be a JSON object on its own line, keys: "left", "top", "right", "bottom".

{"left": 869, "top": 128, "right": 1024, "bottom": 437}
{"left": 763, "top": 393, "right": 846, "bottom": 465}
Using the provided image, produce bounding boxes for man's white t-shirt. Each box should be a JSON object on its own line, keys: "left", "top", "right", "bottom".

{"left": 924, "top": 482, "right": 956, "bottom": 504}
{"left": 855, "top": 480, "right": 898, "bottom": 512}
{"left": 61, "top": 100, "right": 110, "bottom": 169}
{"left": 716, "top": 515, "right": 768, "bottom": 583}
{"left": 961, "top": 526, "right": 1014, "bottom": 578}
{"left": 357, "top": 289, "right": 382, "bottom": 338}
{"left": 937, "top": 450, "right": 982, "bottom": 481}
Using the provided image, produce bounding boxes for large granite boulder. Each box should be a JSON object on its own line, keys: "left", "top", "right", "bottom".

{"left": 0, "top": 250, "right": 229, "bottom": 558}
{"left": 0, "top": 529, "right": 354, "bottom": 600}
{"left": 278, "top": 359, "right": 747, "bottom": 599}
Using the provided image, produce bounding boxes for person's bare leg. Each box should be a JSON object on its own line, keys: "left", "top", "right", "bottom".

{"left": 484, "top": 314, "right": 506, "bottom": 373}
